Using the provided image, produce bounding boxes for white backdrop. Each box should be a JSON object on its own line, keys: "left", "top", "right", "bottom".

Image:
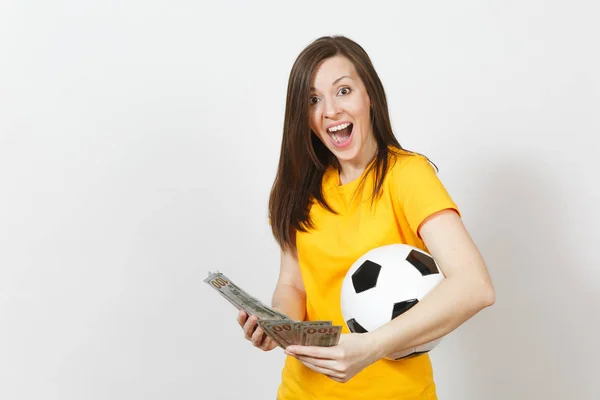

{"left": 1, "top": 1, "right": 598, "bottom": 399}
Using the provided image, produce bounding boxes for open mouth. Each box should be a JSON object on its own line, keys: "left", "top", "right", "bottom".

{"left": 327, "top": 123, "right": 353, "bottom": 148}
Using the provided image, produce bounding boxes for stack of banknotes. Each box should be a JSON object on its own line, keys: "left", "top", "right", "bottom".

{"left": 204, "top": 271, "right": 341, "bottom": 349}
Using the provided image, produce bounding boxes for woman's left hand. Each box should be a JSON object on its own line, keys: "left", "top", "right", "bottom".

{"left": 284, "top": 333, "right": 381, "bottom": 383}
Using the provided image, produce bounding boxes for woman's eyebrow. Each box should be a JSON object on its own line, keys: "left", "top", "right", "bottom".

{"left": 311, "top": 75, "right": 352, "bottom": 91}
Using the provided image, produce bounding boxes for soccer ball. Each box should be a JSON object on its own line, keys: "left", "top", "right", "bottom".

{"left": 340, "top": 244, "right": 445, "bottom": 360}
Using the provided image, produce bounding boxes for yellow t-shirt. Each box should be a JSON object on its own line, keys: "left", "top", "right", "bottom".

{"left": 277, "top": 148, "right": 460, "bottom": 400}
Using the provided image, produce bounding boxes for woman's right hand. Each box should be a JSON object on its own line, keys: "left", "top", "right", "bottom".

{"left": 237, "top": 309, "right": 279, "bottom": 351}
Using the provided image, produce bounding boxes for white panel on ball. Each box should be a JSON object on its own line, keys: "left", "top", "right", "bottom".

{"left": 340, "top": 244, "right": 446, "bottom": 360}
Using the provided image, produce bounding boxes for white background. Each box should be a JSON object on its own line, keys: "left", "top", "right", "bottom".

{"left": 1, "top": 1, "right": 598, "bottom": 399}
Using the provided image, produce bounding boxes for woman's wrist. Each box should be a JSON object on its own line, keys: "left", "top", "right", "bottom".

{"left": 364, "top": 330, "right": 392, "bottom": 362}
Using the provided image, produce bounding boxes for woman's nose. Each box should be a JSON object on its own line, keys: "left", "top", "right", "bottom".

{"left": 323, "top": 99, "right": 342, "bottom": 118}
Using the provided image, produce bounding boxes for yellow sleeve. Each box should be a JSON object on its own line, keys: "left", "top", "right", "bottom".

{"left": 391, "top": 154, "right": 460, "bottom": 236}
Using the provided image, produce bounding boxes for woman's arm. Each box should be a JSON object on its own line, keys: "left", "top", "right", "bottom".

{"left": 237, "top": 245, "right": 306, "bottom": 351}
{"left": 284, "top": 209, "right": 494, "bottom": 381}
{"left": 271, "top": 245, "right": 307, "bottom": 321}
{"left": 369, "top": 208, "right": 495, "bottom": 358}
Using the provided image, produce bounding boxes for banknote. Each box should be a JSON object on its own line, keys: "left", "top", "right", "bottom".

{"left": 292, "top": 321, "right": 332, "bottom": 343}
{"left": 256, "top": 320, "right": 289, "bottom": 349}
{"left": 300, "top": 325, "right": 342, "bottom": 347}
{"left": 264, "top": 320, "right": 296, "bottom": 347}
{"left": 264, "top": 320, "right": 333, "bottom": 347}
{"left": 204, "top": 270, "right": 341, "bottom": 348}
{"left": 259, "top": 320, "right": 340, "bottom": 348}
{"left": 204, "top": 271, "right": 290, "bottom": 320}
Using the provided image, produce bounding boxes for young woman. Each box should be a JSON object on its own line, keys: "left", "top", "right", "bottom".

{"left": 237, "top": 35, "right": 495, "bottom": 400}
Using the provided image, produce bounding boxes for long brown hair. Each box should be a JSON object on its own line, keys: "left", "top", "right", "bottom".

{"left": 269, "top": 35, "right": 422, "bottom": 250}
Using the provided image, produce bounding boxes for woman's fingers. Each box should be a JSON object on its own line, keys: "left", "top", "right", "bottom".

{"left": 242, "top": 314, "right": 259, "bottom": 340}
{"left": 236, "top": 310, "right": 278, "bottom": 351}
{"left": 251, "top": 326, "right": 266, "bottom": 346}
{"left": 237, "top": 309, "right": 248, "bottom": 327}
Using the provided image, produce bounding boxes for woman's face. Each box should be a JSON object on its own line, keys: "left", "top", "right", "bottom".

{"left": 309, "top": 55, "right": 374, "bottom": 165}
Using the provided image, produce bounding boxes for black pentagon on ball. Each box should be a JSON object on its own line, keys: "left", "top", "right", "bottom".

{"left": 406, "top": 250, "right": 439, "bottom": 276}
{"left": 346, "top": 318, "right": 368, "bottom": 333}
{"left": 393, "top": 350, "right": 429, "bottom": 361}
{"left": 352, "top": 260, "right": 381, "bottom": 293}
{"left": 391, "top": 298, "right": 418, "bottom": 319}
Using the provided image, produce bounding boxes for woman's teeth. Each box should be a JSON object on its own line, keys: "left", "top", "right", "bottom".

{"left": 327, "top": 122, "right": 351, "bottom": 133}
{"left": 327, "top": 123, "right": 353, "bottom": 144}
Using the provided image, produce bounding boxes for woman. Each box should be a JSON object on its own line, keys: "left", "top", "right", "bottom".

{"left": 237, "top": 35, "right": 495, "bottom": 399}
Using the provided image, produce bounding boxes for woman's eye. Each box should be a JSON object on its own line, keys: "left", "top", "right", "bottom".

{"left": 309, "top": 97, "right": 320, "bottom": 105}
{"left": 338, "top": 87, "right": 351, "bottom": 96}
